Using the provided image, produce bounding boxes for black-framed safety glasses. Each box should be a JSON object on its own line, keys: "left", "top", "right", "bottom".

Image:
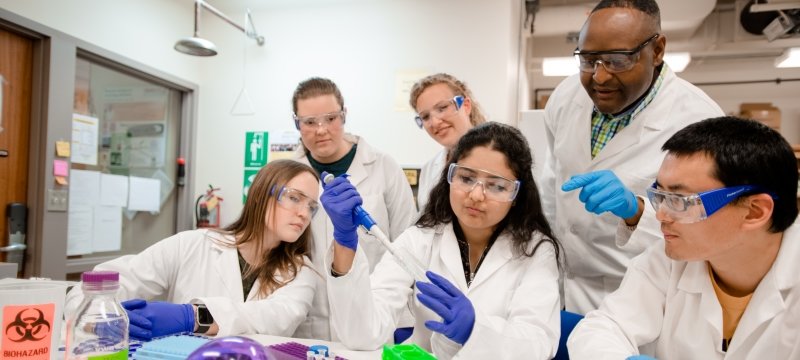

{"left": 573, "top": 33, "right": 660, "bottom": 73}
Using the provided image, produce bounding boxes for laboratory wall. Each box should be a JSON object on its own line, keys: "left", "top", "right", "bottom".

{"left": 195, "top": 0, "right": 523, "bottom": 225}
{"left": 0, "top": 0, "right": 524, "bottom": 227}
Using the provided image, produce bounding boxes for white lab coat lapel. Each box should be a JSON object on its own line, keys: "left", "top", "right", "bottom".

{"left": 208, "top": 234, "right": 245, "bottom": 300}
{"left": 727, "top": 229, "right": 800, "bottom": 356}
{"left": 729, "top": 270, "right": 784, "bottom": 355}
{"left": 343, "top": 134, "right": 370, "bottom": 188}
{"left": 677, "top": 260, "right": 723, "bottom": 339}
{"left": 570, "top": 97, "right": 593, "bottom": 164}
{"left": 437, "top": 224, "right": 470, "bottom": 292}
{"left": 466, "top": 235, "right": 513, "bottom": 292}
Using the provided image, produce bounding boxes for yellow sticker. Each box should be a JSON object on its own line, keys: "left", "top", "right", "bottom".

{"left": 55, "top": 141, "right": 71, "bottom": 157}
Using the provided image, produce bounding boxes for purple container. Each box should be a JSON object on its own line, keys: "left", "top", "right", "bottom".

{"left": 81, "top": 271, "right": 120, "bottom": 291}
{"left": 187, "top": 336, "right": 273, "bottom": 360}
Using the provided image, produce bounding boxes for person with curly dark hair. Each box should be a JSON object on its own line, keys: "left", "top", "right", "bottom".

{"left": 323, "top": 122, "right": 563, "bottom": 359}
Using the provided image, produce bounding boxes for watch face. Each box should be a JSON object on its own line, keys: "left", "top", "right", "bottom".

{"left": 198, "top": 305, "right": 214, "bottom": 325}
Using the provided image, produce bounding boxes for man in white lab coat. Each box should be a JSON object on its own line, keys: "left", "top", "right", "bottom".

{"left": 539, "top": 0, "right": 723, "bottom": 313}
{"left": 568, "top": 116, "right": 800, "bottom": 359}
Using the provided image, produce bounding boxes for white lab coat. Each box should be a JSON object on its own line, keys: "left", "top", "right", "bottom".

{"left": 539, "top": 67, "right": 724, "bottom": 313}
{"left": 292, "top": 133, "right": 417, "bottom": 340}
{"left": 64, "top": 229, "right": 316, "bottom": 337}
{"left": 327, "top": 224, "right": 561, "bottom": 360}
{"left": 568, "top": 220, "right": 800, "bottom": 360}
{"left": 417, "top": 149, "right": 447, "bottom": 214}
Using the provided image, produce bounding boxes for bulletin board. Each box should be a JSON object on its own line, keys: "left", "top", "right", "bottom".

{"left": 66, "top": 58, "right": 182, "bottom": 261}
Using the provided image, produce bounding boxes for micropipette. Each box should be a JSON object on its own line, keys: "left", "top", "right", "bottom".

{"left": 323, "top": 173, "right": 428, "bottom": 283}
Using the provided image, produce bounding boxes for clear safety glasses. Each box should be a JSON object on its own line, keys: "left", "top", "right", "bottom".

{"left": 293, "top": 110, "right": 346, "bottom": 131}
{"left": 447, "top": 163, "right": 521, "bottom": 202}
{"left": 414, "top": 96, "right": 464, "bottom": 129}
{"left": 275, "top": 186, "right": 319, "bottom": 217}
{"left": 645, "top": 182, "right": 772, "bottom": 224}
{"left": 573, "top": 34, "right": 659, "bottom": 74}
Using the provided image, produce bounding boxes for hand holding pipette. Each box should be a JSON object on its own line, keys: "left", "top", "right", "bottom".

{"left": 321, "top": 172, "right": 428, "bottom": 282}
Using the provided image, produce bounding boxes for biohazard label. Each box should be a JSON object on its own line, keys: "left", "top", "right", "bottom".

{"left": 1, "top": 303, "right": 55, "bottom": 360}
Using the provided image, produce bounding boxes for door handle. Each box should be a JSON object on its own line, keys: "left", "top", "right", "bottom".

{"left": 0, "top": 243, "right": 25, "bottom": 252}
{"left": 5, "top": 203, "right": 27, "bottom": 273}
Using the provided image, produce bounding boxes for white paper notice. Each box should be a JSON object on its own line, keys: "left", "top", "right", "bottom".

{"left": 67, "top": 205, "right": 93, "bottom": 255}
{"left": 71, "top": 114, "right": 99, "bottom": 165}
{"left": 93, "top": 206, "right": 122, "bottom": 252}
{"left": 100, "top": 173, "right": 129, "bottom": 207}
{"left": 67, "top": 169, "right": 102, "bottom": 255}
{"left": 128, "top": 176, "right": 160, "bottom": 212}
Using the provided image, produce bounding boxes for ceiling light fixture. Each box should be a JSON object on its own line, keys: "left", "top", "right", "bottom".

{"left": 775, "top": 47, "right": 800, "bottom": 68}
{"left": 542, "top": 57, "right": 579, "bottom": 77}
{"left": 663, "top": 52, "right": 691, "bottom": 72}
{"left": 175, "top": 0, "right": 265, "bottom": 56}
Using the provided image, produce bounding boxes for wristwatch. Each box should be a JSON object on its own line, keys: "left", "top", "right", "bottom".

{"left": 195, "top": 304, "right": 213, "bottom": 334}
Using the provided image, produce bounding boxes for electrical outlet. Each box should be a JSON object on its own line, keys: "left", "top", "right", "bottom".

{"left": 47, "top": 189, "right": 68, "bottom": 212}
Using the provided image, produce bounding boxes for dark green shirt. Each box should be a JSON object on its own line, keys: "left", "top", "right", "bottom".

{"left": 306, "top": 144, "right": 357, "bottom": 177}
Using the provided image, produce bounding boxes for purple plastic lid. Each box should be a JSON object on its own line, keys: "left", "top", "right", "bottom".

{"left": 82, "top": 271, "right": 119, "bottom": 284}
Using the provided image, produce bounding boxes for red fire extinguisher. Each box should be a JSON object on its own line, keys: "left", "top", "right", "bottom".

{"left": 196, "top": 185, "right": 223, "bottom": 228}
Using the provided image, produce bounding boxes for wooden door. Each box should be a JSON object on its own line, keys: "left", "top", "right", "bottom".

{"left": 0, "top": 26, "right": 33, "bottom": 275}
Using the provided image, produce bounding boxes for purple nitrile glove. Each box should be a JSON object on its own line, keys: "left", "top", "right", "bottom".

{"left": 416, "top": 271, "right": 475, "bottom": 345}
{"left": 320, "top": 172, "right": 362, "bottom": 250}
{"left": 561, "top": 169, "right": 639, "bottom": 219}
{"left": 121, "top": 299, "right": 194, "bottom": 341}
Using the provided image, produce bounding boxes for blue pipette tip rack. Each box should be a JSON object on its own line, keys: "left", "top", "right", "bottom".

{"left": 133, "top": 334, "right": 209, "bottom": 360}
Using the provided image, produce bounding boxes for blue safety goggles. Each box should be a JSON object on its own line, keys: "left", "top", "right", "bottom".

{"left": 645, "top": 182, "right": 774, "bottom": 224}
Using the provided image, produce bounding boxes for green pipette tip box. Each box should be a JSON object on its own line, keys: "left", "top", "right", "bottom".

{"left": 382, "top": 343, "right": 437, "bottom": 360}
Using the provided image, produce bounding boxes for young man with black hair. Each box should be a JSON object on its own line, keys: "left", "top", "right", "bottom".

{"left": 568, "top": 116, "right": 800, "bottom": 359}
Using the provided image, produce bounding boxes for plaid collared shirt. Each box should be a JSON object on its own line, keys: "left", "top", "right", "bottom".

{"left": 590, "top": 64, "right": 668, "bottom": 158}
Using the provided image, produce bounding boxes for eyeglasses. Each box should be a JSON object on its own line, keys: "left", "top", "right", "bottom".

{"left": 645, "top": 182, "right": 773, "bottom": 224}
{"left": 275, "top": 186, "right": 319, "bottom": 217}
{"left": 414, "top": 96, "right": 464, "bottom": 129}
{"left": 293, "top": 110, "right": 346, "bottom": 131}
{"left": 573, "top": 33, "right": 659, "bottom": 74}
{"left": 447, "top": 163, "right": 520, "bottom": 202}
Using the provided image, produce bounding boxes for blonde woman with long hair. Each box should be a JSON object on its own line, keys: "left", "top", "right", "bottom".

{"left": 409, "top": 73, "right": 487, "bottom": 213}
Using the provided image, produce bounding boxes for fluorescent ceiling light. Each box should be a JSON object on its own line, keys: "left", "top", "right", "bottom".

{"left": 664, "top": 52, "right": 691, "bottom": 72}
{"left": 776, "top": 47, "right": 800, "bottom": 68}
{"left": 542, "top": 52, "right": 692, "bottom": 77}
{"left": 543, "top": 57, "right": 579, "bottom": 77}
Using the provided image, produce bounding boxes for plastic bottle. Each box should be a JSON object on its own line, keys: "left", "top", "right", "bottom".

{"left": 66, "top": 271, "right": 129, "bottom": 359}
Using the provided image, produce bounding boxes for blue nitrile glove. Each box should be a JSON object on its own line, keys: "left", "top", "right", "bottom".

{"left": 627, "top": 356, "right": 657, "bottom": 360}
{"left": 320, "top": 172, "right": 363, "bottom": 250}
{"left": 561, "top": 169, "right": 639, "bottom": 219}
{"left": 94, "top": 318, "right": 127, "bottom": 342}
{"left": 121, "top": 299, "right": 194, "bottom": 341}
{"left": 416, "top": 271, "right": 475, "bottom": 345}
